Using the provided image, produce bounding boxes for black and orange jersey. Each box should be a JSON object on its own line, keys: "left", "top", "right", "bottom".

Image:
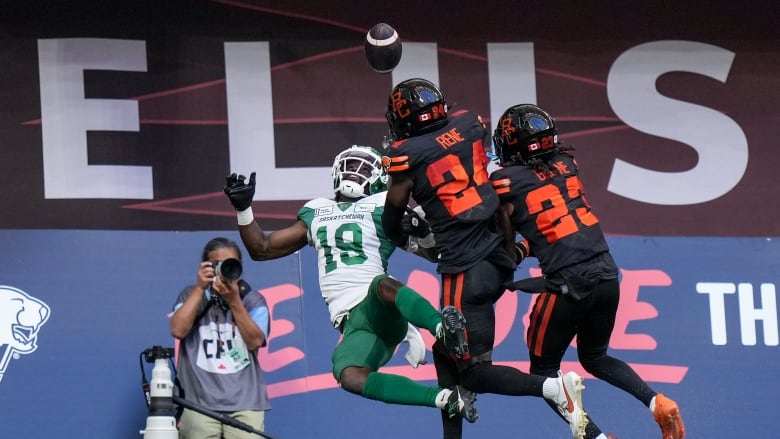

{"left": 490, "top": 151, "right": 610, "bottom": 275}
{"left": 384, "top": 109, "right": 502, "bottom": 273}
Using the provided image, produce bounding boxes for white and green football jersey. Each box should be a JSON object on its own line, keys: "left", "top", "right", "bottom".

{"left": 298, "top": 191, "right": 395, "bottom": 325}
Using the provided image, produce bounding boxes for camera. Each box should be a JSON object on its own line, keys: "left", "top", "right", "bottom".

{"left": 213, "top": 258, "right": 242, "bottom": 282}
{"left": 143, "top": 345, "right": 174, "bottom": 363}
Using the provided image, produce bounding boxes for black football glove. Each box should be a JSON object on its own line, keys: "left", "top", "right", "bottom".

{"left": 401, "top": 210, "right": 431, "bottom": 238}
{"left": 223, "top": 172, "right": 256, "bottom": 211}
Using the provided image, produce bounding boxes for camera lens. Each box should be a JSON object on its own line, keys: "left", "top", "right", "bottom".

{"left": 215, "top": 258, "right": 242, "bottom": 282}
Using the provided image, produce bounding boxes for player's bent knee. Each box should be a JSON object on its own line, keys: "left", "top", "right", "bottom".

{"left": 377, "top": 276, "right": 403, "bottom": 303}
{"left": 577, "top": 351, "right": 607, "bottom": 373}
{"left": 338, "top": 366, "right": 369, "bottom": 395}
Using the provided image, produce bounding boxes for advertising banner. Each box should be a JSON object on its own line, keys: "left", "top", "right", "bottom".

{"left": 0, "top": 230, "right": 777, "bottom": 437}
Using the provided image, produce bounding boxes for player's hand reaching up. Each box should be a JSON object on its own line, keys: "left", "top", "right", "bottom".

{"left": 401, "top": 209, "right": 431, "bottom": 237}
{"left": 224, "top": 172, "right": 256, "bottom": 211}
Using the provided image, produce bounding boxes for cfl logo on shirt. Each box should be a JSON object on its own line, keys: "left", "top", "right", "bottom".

{"left": 196, "top": 322, "right": 250, "bottom": 373}
{"left": 0, "top": 285, "right": 51, "bottom": 383}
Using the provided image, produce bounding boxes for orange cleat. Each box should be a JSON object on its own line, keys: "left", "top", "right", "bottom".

{"left": 653, "top": 393, "right": 685, "bottom": 439}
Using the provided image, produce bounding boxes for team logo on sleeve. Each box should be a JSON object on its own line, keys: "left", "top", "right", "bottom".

{"left": 316, "top": 206, "right": 334, "bottom": 216}
{"left": 0, "top": 286, "right": 51, "bottom": 383}
{"left": 355, "top": 203, "right": 376, "bottom": 213}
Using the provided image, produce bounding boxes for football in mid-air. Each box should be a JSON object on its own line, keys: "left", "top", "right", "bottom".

{"left": 364, "top": 23, "right": 402, "bottom": 73}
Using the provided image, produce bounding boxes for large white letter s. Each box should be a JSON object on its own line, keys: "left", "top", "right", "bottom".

{"left": 607, "top": 40, "right": 747, "bottom": 205}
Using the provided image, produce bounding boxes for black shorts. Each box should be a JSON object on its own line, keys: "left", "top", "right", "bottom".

{"left": 440, "top": 251, "right": 513, "bottom": 357}
{"left": 544, "top": 251, "right": 618, "bottom": 300}
{"left": 527, "top": 277, "right": 620, "bottom": 373}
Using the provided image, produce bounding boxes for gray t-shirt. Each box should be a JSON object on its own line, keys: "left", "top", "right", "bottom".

{"left": 172, "top": 283, "right": 271, "bottom": 412}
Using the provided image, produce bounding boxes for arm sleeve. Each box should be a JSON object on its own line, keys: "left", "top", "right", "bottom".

{"left": 171, "top": 286, "right": 195, "bottom": 313}
{"left": 249, "top": 306, "right": 270, "bottom": 339}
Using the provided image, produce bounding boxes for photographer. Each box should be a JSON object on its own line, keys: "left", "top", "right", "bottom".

{"left": 170, "top": 237, "right": 270, "bottom": 439}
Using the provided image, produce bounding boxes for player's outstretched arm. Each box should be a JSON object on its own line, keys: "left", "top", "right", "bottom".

{"left": 239, "top": 220, "right": 308, "bottom": 261}
{"left": 224, "top": 171, "right": 308, "bottom": 260}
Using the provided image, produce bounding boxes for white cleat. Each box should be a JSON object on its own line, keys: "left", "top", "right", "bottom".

{"left": 554, "top": 371, "right": 588, "bottom": 439}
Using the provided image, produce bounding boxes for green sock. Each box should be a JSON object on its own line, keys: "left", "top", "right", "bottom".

{"left": 395, "top": 286, "right": 441, "bottom": 336}
{"left": 361, "top": 371, "right": 441, "bottom": 407}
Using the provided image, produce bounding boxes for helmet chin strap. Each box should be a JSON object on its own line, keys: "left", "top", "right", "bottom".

{"left": 336, "top": 179, "right": 366, "bottom": 199}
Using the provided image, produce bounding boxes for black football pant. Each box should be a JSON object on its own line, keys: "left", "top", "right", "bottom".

{"left": 527, "top": 277, "right": 657, "bottom": 437}
{"left": 435, "top": 257, "right": 549, "bottom": 439}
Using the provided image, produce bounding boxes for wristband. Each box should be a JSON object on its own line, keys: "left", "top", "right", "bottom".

{"left": 514, "top": 239, "right": 530, "bottom": 261}
{"left": 237, "top": 207, "right": 254, "bottom": 226}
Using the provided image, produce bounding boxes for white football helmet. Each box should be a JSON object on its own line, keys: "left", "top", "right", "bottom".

{"left": 331, "top": 145, "right": 388, "bottom": 199}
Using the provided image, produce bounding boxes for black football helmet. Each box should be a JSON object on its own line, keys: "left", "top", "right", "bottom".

{"left": 492, "top": 104, "right": 558, "bottom": 166}
{"left": 386, "top": 78, "right": 448, "bottom": 140}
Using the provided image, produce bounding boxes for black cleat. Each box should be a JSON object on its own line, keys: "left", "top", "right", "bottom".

{"left": 440, "top": 305, "right": 469, "bottom": 359}
{"left": 446, "top": 385, "right": 479, "bottom": 423}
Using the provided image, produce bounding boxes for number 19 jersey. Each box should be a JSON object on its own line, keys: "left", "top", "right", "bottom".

{"left": 298, "top": 191, "right": 395, "bottom": 325}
